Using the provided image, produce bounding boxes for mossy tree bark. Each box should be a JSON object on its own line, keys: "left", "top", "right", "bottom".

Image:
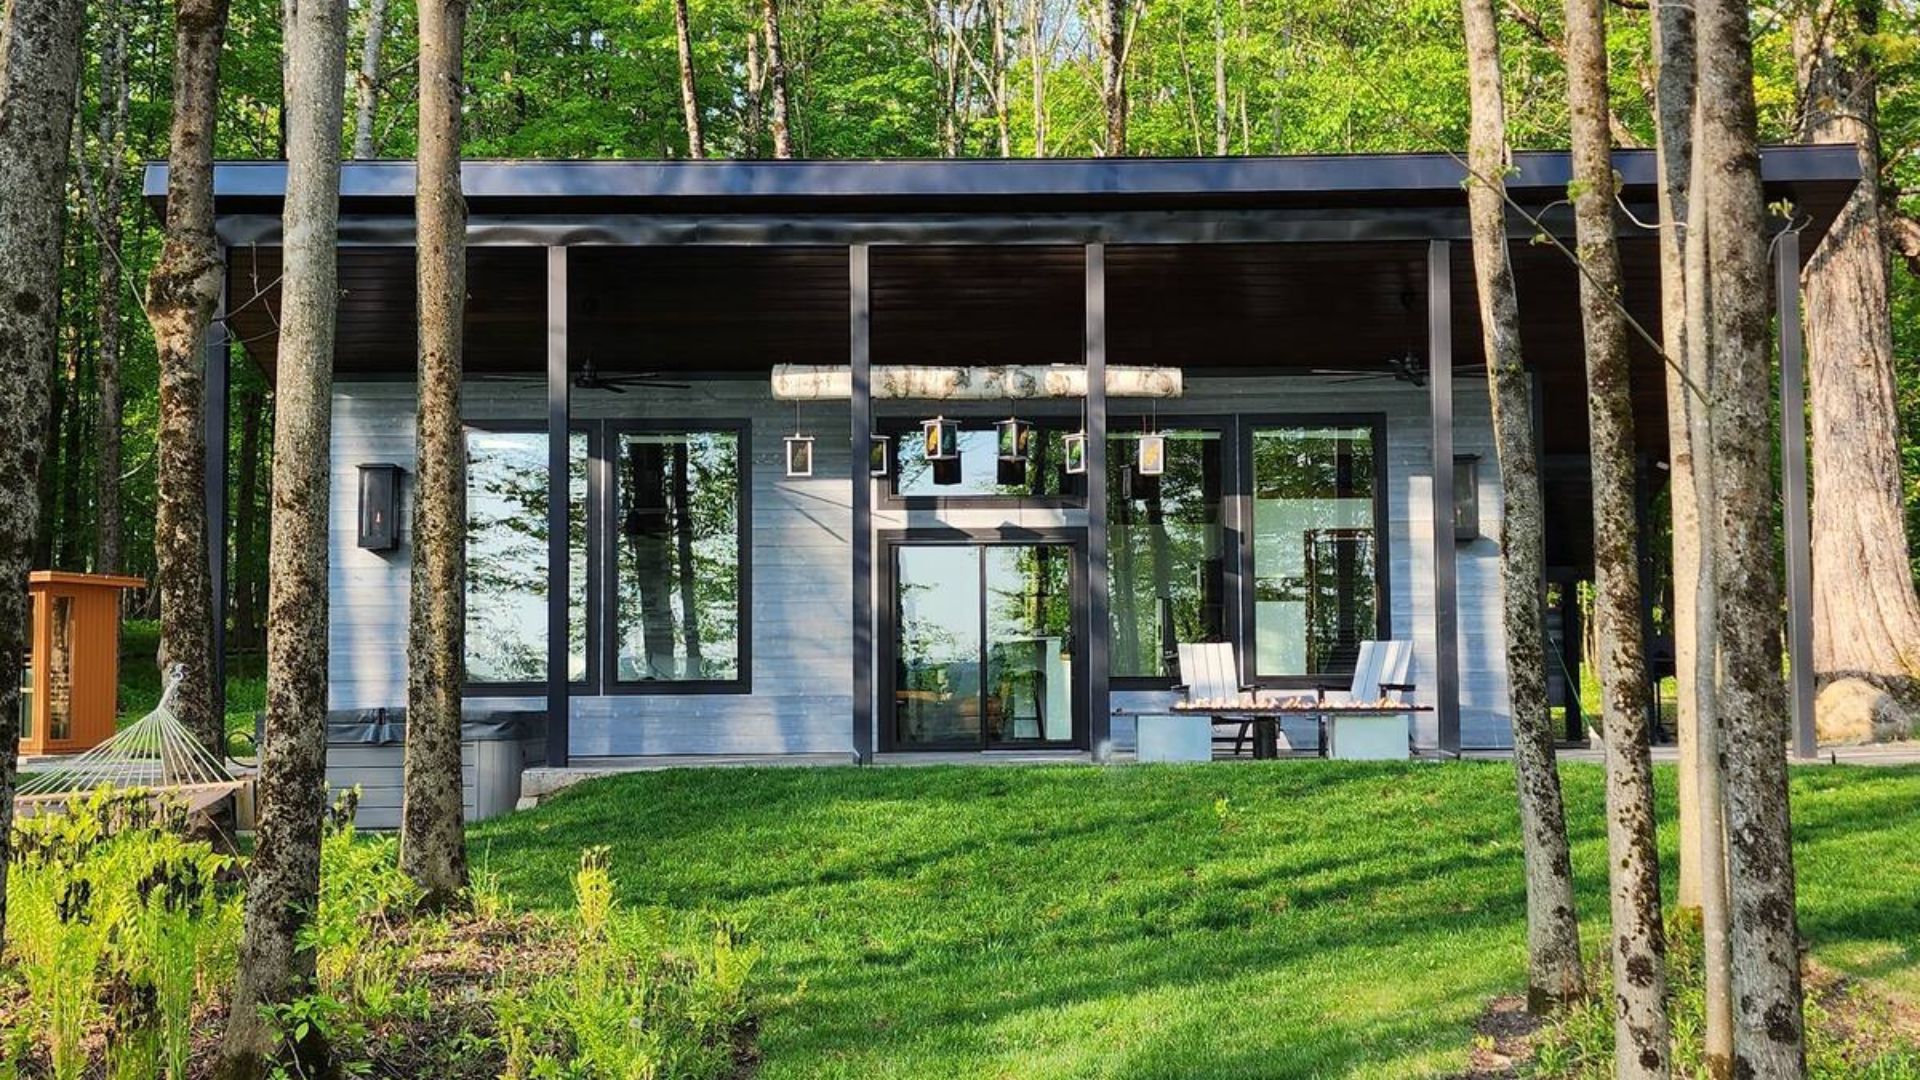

{"left": 1698, "top": 0, "right": 1809, "bottom": 1072}
{"left": 1460, "top": 0, "right": 1587, "bottom": 1015}
{"left": 219, "top": 0, "right": 346, "bottom": 1071}
{"left": 401, "top": 0, "right": 472, "bottom": 911}
{"left": 1567, "top": 0, "right": 1673, "bottom": 1072}
{"left": 0, "top": 0, "right": 87, "bottom": 944}
{"left": 145, "top": 0, "right": 232, "bottom": 762}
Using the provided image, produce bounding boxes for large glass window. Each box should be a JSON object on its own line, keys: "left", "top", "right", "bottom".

{"left": 612, "top": 429, "right": 743, "bottom": 684}
{"left": 1108, "top": 429, "right": 1226, "bottom": 680}
{"left": 1250, "top": 423, "right": 1381, "bottom": 678}
{"left": 464, "top": 429, "right": 588, "bottom": 685}
{"left": 891, "top": 421, "right": 1074, "bottom": 499}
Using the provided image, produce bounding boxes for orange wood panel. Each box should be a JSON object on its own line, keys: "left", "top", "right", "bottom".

{"left": 19, "top": 572, "right": 143, "bottom": 756}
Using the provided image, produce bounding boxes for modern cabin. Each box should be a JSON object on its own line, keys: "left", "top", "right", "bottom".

{"left": 146, "top": 149, "right": 1858, "bottom": 766}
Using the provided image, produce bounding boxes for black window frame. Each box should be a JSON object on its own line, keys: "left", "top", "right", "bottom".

{"left": 459, "top": 419, "right": 600, "bottom": 696}
{"left": 600, "top": 418, "right": 754, "bottom": 697}
{"left": 1238, "top": 412, "right": 1391, "bottom": 689}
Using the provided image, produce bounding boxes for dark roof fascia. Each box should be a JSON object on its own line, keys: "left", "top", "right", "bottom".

{"left": 143, "top": 145, "right": 1861, "bottom": 217}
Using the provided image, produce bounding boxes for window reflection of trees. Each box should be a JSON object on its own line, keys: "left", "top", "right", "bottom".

{"left": 1109, "top": 430, "right": 1225, "bottom": 679}
{"left": 463, "top": 431, "right": 588, "bottom": 684}
{"left": 614, "top": 431, "right": 740, "bottom": 683}
{"left": 1251, "top": 426, "right": 1378, "bottom": 677}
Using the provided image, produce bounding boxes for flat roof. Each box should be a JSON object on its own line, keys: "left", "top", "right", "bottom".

{"left": 146, "top": 145, "right": 1861, "bottom": 222}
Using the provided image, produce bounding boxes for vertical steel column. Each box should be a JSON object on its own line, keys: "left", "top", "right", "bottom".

{"left": 205, "top": 253, "right": 230, "bottom": 719}
{"left": 1776, "top": 230, "right": 1815, "bottom": 759}
{"left": 1428, "top": 240, "right": 1461, "bottom": 754}
{"left": 545, "top": 246, "right": 571, "bottom": 768}
{"left": 850, "top": 245, "right": 875, "bottom": 764}
{"left": 1085, "top": 244, "right": 1111, "bottom": 761}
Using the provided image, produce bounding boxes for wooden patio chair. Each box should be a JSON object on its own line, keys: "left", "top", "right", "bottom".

{"left": 1315, "top": 640, "right": 1416, "bottom": 755}
{"left": 1174, "top": 642, "right": 1270, "bottom": 757}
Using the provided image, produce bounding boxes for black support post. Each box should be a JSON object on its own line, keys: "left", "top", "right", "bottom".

{"left": 851, "top": 245, "right": 874, "bottom": 764}
{"left": 545, "top": 246, "right": 571, "bottom": 767}
{"left": 206, "top": 254, "right": 229, "bottom": 720}
{"left": 1085, "top": 244, "right": 1111, "bottom": 761}
{"left": 1777, "top": 230, "right": 1815, "bottom": 759}
{"left": 1428, "top": 239, "right": 1461, "bottom": 754}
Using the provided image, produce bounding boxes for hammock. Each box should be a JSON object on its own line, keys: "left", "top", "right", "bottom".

{"left": 15, "top": 665, "right": 243, "bottom": 818}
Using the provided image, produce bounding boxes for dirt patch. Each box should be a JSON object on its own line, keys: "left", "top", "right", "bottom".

{"left": 1451, "top": 994, "right": 1547, "bottom": 1079}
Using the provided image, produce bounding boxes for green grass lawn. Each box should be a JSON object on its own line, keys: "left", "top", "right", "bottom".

{"left": 469, "top": 761, "right": 1920, "bottom": 1079}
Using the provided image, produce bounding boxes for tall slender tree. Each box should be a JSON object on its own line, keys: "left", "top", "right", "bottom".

{"left": 0, "top": 0, "right": 88, "bottom": 944}
{"left": 1460, "top": 0, "right": 1586, "bottom": 1015}
{"left": 672, "top": 0, "right": 704, "bottom": 158}
{"left": 1099, "top": 0, "right": 1129, "bottom": 155}
{"left": 1794, "top": 0, "right": 1920, "bottom": 743}
{"left": 221, "top": 0, "right": 347, "bottom": 1068}
{"left": 95, "top": 0, "right": 131, "bottom": 575}
{"left": 761, "top": 0, "right": 793, "bottom": 158}
{"left": 1698, "top": 0, "right": 1808, "bottom": 1071}
{"left": 352, "top": 0, "right": 390, "bottom": 158}
{"left": 1567, "top": 0, "right": 1672, "bottom": 1072}
{"left": 401, "top": 0, "right": 472, "bottom": 909}
{"left": 145, "top": 0, "right": 233, "bottom": 765}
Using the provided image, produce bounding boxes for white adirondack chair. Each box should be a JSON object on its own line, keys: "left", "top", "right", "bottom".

{"left": 1175, "top": 643, "right": 1272, "bottom": 756}
{"left": 1316, "top": 640, "right": 1416, "bottom": 759}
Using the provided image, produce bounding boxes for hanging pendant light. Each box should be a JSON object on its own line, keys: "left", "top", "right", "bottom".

{"left": 1136, "top": 433, "right": 1166, "bottom": 476}
{"left": 921, "top": 416, "right": 958, "bottom": 461}
{"left": 995, "top": 417, "right": 1032, "bottom": 462}
{"left": 1063, "top": 432, "right": 1088, "bottom": 475}
{"left": 785, "top": 400, "right": 814, "bottom": 478}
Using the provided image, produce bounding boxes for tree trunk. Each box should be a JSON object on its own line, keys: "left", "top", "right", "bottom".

{"left": 1099, "top": 0, "right": 1127, "bottom": 155}
{"left": 233, "top": 386, "right": 264, "bottom": 646}
{"left": 671, "top": 443, "right": 704, "bottom": 672}
{"left": 761, "top": 0, "right": 793, "bottom": 159}
{"left": 0, "top": 0, "right": 87, "bottom": 945}
{"left": 990, "top": 0, "right": 1010, "bottom": 157}
{"left": 744, "top": 29, "right": 764, "bottom": 157}
{"left": 144, "top": 0, "right": 231, "bottom": 765}
{"left": 96, "top": 0, "right": 129, "bottom": 575}
{"left": 401, "top": 0, "right": 471, "bottom": 911}
{"left": 1567, "top": 0, "right": 1672, "bottom": 1072}
{"left": 1212, "top": 0, "right": 1227, "bottom": 155}
{"left": 220, "top": 0, "right": 345, "bottom": 1070}
{"left": 1697, "top": 0, "right": 1808, "bottom": 1072}
{"left": 59, "top": 323, "right": 85, "bottom": 568}
{"left": 1794, "top": 0, "right": 1920, "bottom": 744}
{"left": 1653, "top": 0, "right": 1736, "bottom": 1069}
{"left": 672, "top": 0, "right": 704, "bottom": 158}
{"left": 1027, "top": 0, "right": 1046, "bottom": 157}
{"left": 351, "top": 0, "right": 388, "bottom": 158}
{"left": 1460, "top": 0, "right": 1587, "bottom": 1015}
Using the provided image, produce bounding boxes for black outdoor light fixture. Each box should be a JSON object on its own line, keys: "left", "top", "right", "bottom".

{"left": 784, "top": 435, "right": 815, "bottom": 478}
{"left": 1454, "top": 455, "right": 1481, "bottom": 541}
{"left": 995, "top": 418, "right": 1032, "bottom": 486}
{"left": 356, "top": 463, "right": 404, "bottom": 551}
{"left": 921, "top": 417, "right": 958, "bottom": 460}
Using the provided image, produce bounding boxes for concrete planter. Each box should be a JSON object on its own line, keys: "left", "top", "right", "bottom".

{"left": 1135, "top": 713, "right": 1213, "bottom": 762}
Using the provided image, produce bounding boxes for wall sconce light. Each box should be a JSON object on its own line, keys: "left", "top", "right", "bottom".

{"left": 1454, "top": 455, "right": 1480, "bottom": 541}
{"left": 357, "top": 463, "right": 404, "bottom": 551}
{"left": 784, "top": 435, "right": 815, "bottom": 478}
{"left": 869, "top": 435, "right": 891, "bottom": 478}
{"left": 921, "top": 417, "right": 958, "bottom": 461}
{"left": 1063, "top": 432, "right": 1088, "bottom": 475}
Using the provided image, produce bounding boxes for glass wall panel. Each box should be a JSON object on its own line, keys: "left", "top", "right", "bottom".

{"left": 612, "top": 430, "right": 742, "bottom": 683}
{"left": 1250, "top": 424, "right": 1380, "bottom": 677}
{"left": 464, "top": 430, "right": 588, "bottom": 684}
{"left": 892, "top": 422, "right": 1074, "bottom": 498}
{"left": 894, "top": 545, "right": 982, "bottom": 747}
{"left": 1108, "top": 429, "right": 1226, "bottom": 679}
{"left": 984, "top": 544, "right": 1074, "bottom": 742}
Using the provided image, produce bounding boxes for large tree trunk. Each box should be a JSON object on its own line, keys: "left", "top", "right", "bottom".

{"left": 1652, "top": 0, "right": 1736, "bottom": 1069}
{"left": 1567, "top": 0, "right": 1672, "bottom": 1072}
{"left": 761, "top": 0, "right": 793, "bottom": 158}
{"left": 220, "top": 0, "right": 346, "bottom": 1070}
{"left": 351, "top": 0, "right": 388, "bottom": 158}
{"left": 672, "top": 0, "right": 703, "bottom": 158}
{"left": 402, "top": 0, "right": 472, "bottom": 910}
{"left": 0, "top": 0, "right": 87, "bottom": 945}
{"left": 1697, "top": 0, "right": 1808, "bottom": 1072}
{"left": 1460, "top": 0, "right": 1586, "bottom": 1015}
{"left": 144, "top": 0, "right": 232, "bottom": 762}
{"left": 95, "top": 0, "right": 130, "bottom": 575}
{"left": 1099, "top": 0, "right": 1127, "bottom": 155}
{"left": 1794, "top": 0, "right": 1920, "bottom": 744}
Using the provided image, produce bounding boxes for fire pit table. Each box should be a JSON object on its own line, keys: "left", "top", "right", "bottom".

{"left": 1166, "top": 696, "right": 1435, "bottom": 759}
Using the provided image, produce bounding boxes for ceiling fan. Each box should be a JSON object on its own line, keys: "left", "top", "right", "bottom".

{"left": 572, "top": 356, "right": 689, "bottom": 393}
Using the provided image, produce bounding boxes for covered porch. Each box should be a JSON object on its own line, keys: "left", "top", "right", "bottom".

{"left": 160, "top": 148, "right": 1858, "bottom": 768}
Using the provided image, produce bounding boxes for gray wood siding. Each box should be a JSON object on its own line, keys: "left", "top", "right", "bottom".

{"left": 329, "top": 373, "right": 1514, "bottom": 757}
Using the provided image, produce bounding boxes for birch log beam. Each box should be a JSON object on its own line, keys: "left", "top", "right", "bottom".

{"left": 772, "top": 364, "right": 1183, "bottom": 400}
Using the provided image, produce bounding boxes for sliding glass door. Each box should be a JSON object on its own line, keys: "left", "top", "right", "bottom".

{"left": 888, "top": 538, "right": 1081, "bottom": 750}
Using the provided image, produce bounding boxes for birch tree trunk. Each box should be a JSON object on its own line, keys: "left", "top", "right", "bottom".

{"left": 1460, "top": 0, "right": 1586, "bottom": 1014}
{"left": 744, "top": 29, "right": 764, "bottom": 156}
{"left": 1211, "top": 0, "right": 1227, "bottom": 155}
{"left": 990, "top": 0, "right": 1010, "bottom": 156}
{"left": 1794, "top": 0, "right": 1920, "bottom": 744}
{"left": 220, "top": 0, "right": 346, "bottom": 1069}
{"left": 351, "top": 0, "right": 387, "bottom": 158}
{"left": 1567, "top": 0, "right": 1672, "bottom": 1072}
{"left": 1100, "top": 0, "right": 1127, "bottom": 155}
{"left": 144, "top": 0, "right": 232, "bottom": 764}
{"left": 401, "top": 0, "right": 471, "bottom": 911}
{"left": 672, "top": 0, "right": 704, "bottom": 158}
{"left": 96, "top": 0, "right": 130, "bottom": 574}
{"left": 761, "top": 0, "right": 793, "bottom": 158}
{"left": 0, "top": 0, "right": 87, "bottom": 945}
{"left": 1698, "top": 0, "right": 1808, "bottom": 1071}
